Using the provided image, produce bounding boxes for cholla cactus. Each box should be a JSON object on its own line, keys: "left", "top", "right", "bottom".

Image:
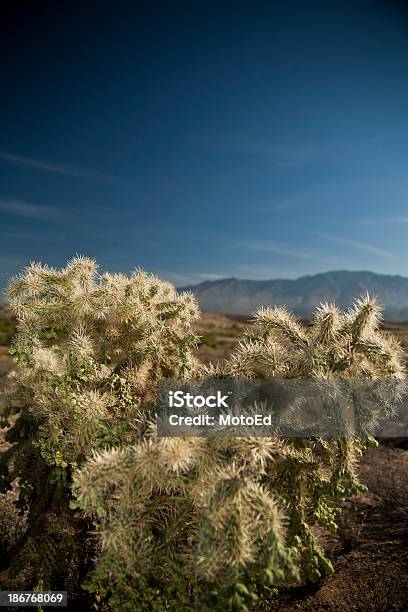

{"left": 1, "top": 260, "right": 405, "bottom": 610}
{"left": 227, "top": 297, "right": 404, "bottom": 380}
{"left": 0, "top": 257, "right": 200, "bottom": 590}
{"left": 73, "top": 294, "right": 405, "bottom": 610}
{"left": 73, "top": 435, "right": 299, "bottom": 610}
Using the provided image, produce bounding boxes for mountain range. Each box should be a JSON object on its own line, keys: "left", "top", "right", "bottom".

{"left": 180, "top": 270, "right": 408, "bottom": 321}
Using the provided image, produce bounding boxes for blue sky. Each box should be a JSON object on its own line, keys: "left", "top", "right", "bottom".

{"left": 1, "top": 0, "right": 408, "bottom": 292}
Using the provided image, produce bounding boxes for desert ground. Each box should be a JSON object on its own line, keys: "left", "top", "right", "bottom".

{"left": 0, "top": 309, "right": 407, "bottom": 610}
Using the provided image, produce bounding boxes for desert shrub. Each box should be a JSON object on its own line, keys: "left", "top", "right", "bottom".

{"left": 0, "top": 257, "right": 200, "bottom": 592}
{"left": 0, "top": 259, "right": 405, "bottom": 610}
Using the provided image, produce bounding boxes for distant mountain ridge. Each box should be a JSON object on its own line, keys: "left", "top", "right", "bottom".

{"left": 179, "top": 270, "right": 408, "bottom": 321}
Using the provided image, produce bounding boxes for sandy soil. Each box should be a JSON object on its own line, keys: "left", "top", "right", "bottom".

{"left": 271, "top": 446, "right": 408, "bottom": 611}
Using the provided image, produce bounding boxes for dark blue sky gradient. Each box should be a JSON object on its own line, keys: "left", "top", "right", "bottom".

{"left": 1, "top": 0, "right": 408, "bottom": 290}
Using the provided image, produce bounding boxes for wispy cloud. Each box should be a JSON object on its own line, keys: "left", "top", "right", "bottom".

{"left": 242, "top": 241, "right": 340, "bottom": 264}
{"left": 359, "top": 216, "right": 408, "bottom": 225}
{"left": 0, "top": 197, "right": 65, "bottom": 220}
{"left": 0, "top": 150, "right": 132, "bottom": 185}
{"left": 197, "top": 133, "right": 321, "bottom": 167}
{"left": 317, "top": 231, "right": 393, "bottom": 258}
{"left": 256, "top": 195, "right": 306, "bottom": 213}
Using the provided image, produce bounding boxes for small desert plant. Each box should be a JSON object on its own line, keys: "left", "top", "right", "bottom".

{"left": 0, "top": 259, "right": 405, "bottom": 611}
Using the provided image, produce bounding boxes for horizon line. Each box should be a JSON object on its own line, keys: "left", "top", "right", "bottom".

{"left": 177, "top": 268, "right": 408, "bottom": 287}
